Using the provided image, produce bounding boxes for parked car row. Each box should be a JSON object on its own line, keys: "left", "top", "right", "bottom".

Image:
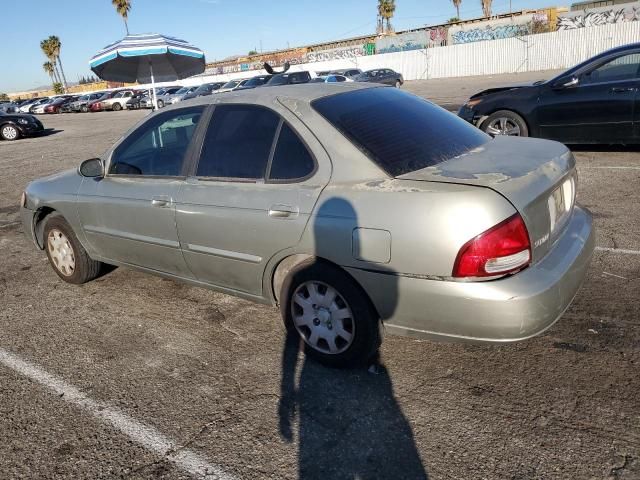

{"left": 3, "top": 68, "right": 405, "bottom": 120}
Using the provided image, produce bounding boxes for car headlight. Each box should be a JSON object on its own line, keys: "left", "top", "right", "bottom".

{"left": 18, "top": 118, "right": 29, "bottom": 124}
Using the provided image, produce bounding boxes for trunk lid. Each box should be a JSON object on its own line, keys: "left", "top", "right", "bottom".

{"left": 398, "top": 136, "right": 577, "bottom": 262}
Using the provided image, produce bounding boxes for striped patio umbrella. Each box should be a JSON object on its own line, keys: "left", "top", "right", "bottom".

{"left": 89, "top": 33, "right": 205, "bottom": 109}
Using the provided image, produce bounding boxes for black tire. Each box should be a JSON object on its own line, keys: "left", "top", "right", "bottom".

{"left": 395, "top": 80, "right": 401, "bottom": 88}
{"left": 481, "top": 110, "right": 529, "bottom": 137}
{"left": 112, "top": 103, "right": 122, "bottom": 111}
{"left": 81, "top": 105, "right": 89, "bottom": 113}
{"left": 43, "top": 215, "right": 102, "bottom": 285}
{"left": 0, "top": 123, "right": 20, "bottom": 141}
{"left": 157, "top": 99, "right": 164, "bottom": 108}
{"left": 280, "top": 260, "right": 381, "bottom": 368}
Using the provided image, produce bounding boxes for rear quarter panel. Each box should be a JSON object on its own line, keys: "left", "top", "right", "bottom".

{"left": 298, "top": 180, "right": 517, "bottom": 278}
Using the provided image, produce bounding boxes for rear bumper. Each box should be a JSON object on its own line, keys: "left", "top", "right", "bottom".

{"left": 347, "top": 206, "right": 594, "bottom": 343}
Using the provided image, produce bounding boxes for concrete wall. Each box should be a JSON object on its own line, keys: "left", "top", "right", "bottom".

{"left": 171, "top": 21, "right": 639, "bottom": 86}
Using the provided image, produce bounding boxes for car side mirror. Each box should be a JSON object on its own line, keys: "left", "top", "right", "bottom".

{"left": 79, "top": 158, "right": 104, "bottom": 178}
{"left": 553, "top": 76, "right": 579, "bottom": 90}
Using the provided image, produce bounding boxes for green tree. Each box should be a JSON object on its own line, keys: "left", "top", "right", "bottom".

{"left": 448, "top": 16, "right": 460, "bottom": 23}
{"left": 481, "top": 0, "right": 492, "bottom": 17}
{"left": 248, "top": 50, "right": 258, "bottom": 56}
{"left": 0, "top": 93, "right": 9, "bottom": 102}
{"left": 46, "top": 35, "right": 68, "bottom": 90}
{"left": 40, "top": 39, "right": 62, "bottom": 87}
{"left": 112, "top": 0, "right": 132, "bottom": 34}
{"left": 53, "top": 83, "right": 65, "bottom": 94}
{"left": 43, "top": 61, "right": 56, "bottom": 88}
{"left": 451, "top": 0, "right": 462, "bottom": 21}
{"left": 377, "top": 0, "right": 396, "bottom": 34}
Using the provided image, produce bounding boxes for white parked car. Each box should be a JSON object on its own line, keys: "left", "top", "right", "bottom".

{"left": 20, "top": 98, "right": 49, "bottom": 113}
{"left": 216, "top": 79, "right": 250, "bottom": 94}
{"left": 100, "top": 90, "right": 136, "bottom": 111}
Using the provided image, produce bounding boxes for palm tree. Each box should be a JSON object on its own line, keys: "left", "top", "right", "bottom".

{"left": 452, "top": 0, "right": 462, "bottom": 20}
{"left": 112, "top": 0, "right": 132, "bottom": 35}
{"left": 377, "top": 0, "right": 396, "bottom": 34}
{"left": 481, "top": 0, "right": 492, "bottom": 17}
{"left": 42, "top": 61, "right": 56, "bottom": 88}
{"left": 40, "top": 39, "right": 61, "bottom": 85}
{"left": 47, "top": 35, "right": 68, "bottom": 90}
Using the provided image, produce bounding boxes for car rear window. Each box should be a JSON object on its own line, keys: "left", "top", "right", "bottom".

{"left": 312, "top": 87, "right": 489, "bottom": 176}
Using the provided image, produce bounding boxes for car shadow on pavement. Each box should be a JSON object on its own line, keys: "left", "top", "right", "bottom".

{"left": 37, "top": 128, "right": 64, "bottom": 138}
{"left": 278, "top": 197, "right": 429, "bottom": 480}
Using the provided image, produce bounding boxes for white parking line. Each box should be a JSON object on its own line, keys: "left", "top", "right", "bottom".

{"left": 596, "top": 247, "right": 640, "bottom": 255}
{"left": 0, "top": 348, "right": 236, "bottom": 480}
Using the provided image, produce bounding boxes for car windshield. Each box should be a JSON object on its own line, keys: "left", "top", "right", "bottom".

{"left": 222, "top": 80, "right": 240, "bottom": 89}
{"left": 98, "top": 94, "right": 110, "bottom": 100}
{"left": 79, "top": 95, "right": 89, "bottom": 101}
{"left": 312, "top": 87, "right": 490, "bottom": 177}
{"left": 175, "top": 87, "right": 190, "bottom": 94}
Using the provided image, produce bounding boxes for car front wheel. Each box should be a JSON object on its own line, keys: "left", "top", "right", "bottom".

{"left": 395, "top": 80, "right": 401, "bottom": 88}
{"left": 0, "top": 124, "right": 20, "bottom": 141}
{"left": 281, "top": 260, "right": 380, "bottom": 368}
{"left": 44, "top": 215, "right": 102, "bottom": 284}
{"left": 481, "top": 110, "right": 529, "bottom": 137}
{"left": 157, "top": 99, "right": 164, "bottom": 108}
{"left": 112, "top": 103, "right": 122, "bottom": 111}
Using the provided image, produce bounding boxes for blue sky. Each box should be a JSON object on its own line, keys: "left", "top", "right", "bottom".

{"left": 3, "top": 0, "right": 561, "bottom": 92}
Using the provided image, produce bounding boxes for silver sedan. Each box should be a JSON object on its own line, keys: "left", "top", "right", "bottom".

{"left": 20, "top": 83, "right": 594, "bottom": 368}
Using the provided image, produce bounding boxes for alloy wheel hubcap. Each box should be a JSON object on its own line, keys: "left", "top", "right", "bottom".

{"left": 485, "top": 117, "right": 521, "bottom": 136}
{"left": 2, "top": 126, "right": 17, "bottom": 139}
{"left": 291, "top": 281, "right": 355, "bottom": 354}
{"left": 47, "top": 229, "right": 75, "bottom": 276}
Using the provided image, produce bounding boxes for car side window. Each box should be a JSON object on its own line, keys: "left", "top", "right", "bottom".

{"left": 583, "top": 53, "right": 640, "bottom": 84}
{"left": 109, "top": 106, "right": 204, "bottom": 176}
{"left": 268, "top": 123, "right": 315, "bottom": 181}
{"left": 196, "top": 105, "right": 280, "bottom": 179}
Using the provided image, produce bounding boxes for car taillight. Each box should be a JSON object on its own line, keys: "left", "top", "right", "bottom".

{"left": 453, "top": 214, "right": 531, "bottom": 278}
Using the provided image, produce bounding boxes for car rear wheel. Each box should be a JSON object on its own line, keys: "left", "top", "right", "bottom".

{"left": 157, "top": 99, "right": 164, "bottom": 108}
{"left": 81, "top": 105, "right": 89, "bottom": 113}
{"left": 44, "top": 216, "right": 102, "bottom": 284}
{"left": 395, "top": 80, "right": 401, "bottom": 88}
{"left": 0, "top": 124, "right": 20, "bottom": 141}
{"left": 281, "top": 260, "right": 380, "bottom": 368}
{"left": 481, "top": 110, "right": 529, "bottom": 137}
{"left": 112, "top": 103, "right": 122, "bottom": 111}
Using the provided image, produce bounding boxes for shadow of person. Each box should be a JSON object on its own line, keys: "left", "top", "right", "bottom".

{"left": 278, "top": 197, "right": 428, "bottom": 479}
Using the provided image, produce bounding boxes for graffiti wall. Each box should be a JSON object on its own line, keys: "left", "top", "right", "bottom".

{"left": 557, "top": 2, "right": 640, "bottom": 30}
{"left": 449, "top": 15, "right": 538, "bottom": 44}
{"left": 306, "top": 46, "right": 367, "bottom": 63}
{"left": 376, "top": 29, "right": 447, "bottom": 53}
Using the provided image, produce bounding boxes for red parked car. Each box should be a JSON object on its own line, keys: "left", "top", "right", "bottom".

{"left": 44, "top": 96, "right": 76, "bottom": 114}
{"left": 88, "top": 91, "right": 120, "bottom": 112}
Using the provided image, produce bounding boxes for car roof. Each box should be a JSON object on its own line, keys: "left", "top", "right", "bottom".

{"left": 165, "top": 82, "right": 378, "bottom": 111}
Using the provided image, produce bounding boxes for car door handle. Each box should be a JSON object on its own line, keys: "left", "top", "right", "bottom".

{"left": 610, "top": 87, "right": 635, "bottom": 93}
{"left": 269, "top": 205, "right": 298, "bottom": 218}
{"left": 151, "top": 196, "right": 172, "bottom": 207}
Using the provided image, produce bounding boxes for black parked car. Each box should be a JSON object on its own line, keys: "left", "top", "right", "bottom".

{"left": 355, "top": 69, "right": 404, "bottom": 88}
{"left": 0, "top": 111, "right": 44, "bottom": 140}
{"left": 458, "top": 43, "right": 640, "bottom": 144}
{"left": 182, "top": 82, "right": 226, "bottom": 100}
{"left": 264, "top": 71, "right": 312, "bottom": 86}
